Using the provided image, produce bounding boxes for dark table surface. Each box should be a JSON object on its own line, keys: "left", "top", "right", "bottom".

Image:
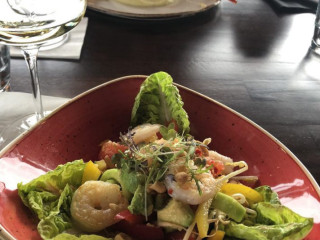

{"left": 9, "top": 0, "right": 320, "bottom": 184}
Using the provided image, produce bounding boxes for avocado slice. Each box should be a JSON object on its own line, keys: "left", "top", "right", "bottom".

{"left": 211, "top": 192, "right": 246, "bottom": 222}
{"left": 157, "top": 199, "right": 194, "bottom": 228}
{"left": 128, "top": 184, "right": 153, "bottom": 216}
{"left": 100, "top": 168, "right": 121, "bottom": 182}
{"left": 100, "top": 169, "right": 132, "bottom": 200}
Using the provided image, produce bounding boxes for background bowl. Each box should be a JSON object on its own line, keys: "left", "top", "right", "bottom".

{"left": 0, "top": 75, "right": 319, "bottom": 239}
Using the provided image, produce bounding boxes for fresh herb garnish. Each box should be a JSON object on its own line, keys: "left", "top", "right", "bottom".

{"left": 117, "top": 130, "right": 213, "bottom": 218}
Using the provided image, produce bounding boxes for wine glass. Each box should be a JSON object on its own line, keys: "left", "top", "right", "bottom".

{"left": 0, "top": 0, "right": 87, "bottom": 148}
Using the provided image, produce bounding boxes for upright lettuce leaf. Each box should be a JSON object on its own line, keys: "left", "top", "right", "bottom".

{"left": 17, "top": 160, "right": 86, "bottom": 240}
{"left": 131, "top": 71, "right": 190, "bottom": 134}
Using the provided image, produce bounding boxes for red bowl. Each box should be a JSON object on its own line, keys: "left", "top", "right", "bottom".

{"left": 0, "top": 76, "right": 319, "bottom": 239}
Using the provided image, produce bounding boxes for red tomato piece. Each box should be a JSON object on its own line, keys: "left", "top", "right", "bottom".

{"left": 206, "top": 159, "right": 225, "bottom": 177}
{"left": 113, "top": 220, "right": 164, "bottom": 240}
{"left": 156, "top": 132, "right": 163, "bottom": 139}
{"left": 114, "top": 210, "right": 145, "bottom": 224}
{"left": 195, "top": 148, "right": 202, "bottom": 157}
{"left": 98, "top": 140, "right": 127, "bottom": 167}
{"left": 99, "top": 140, "right": 127, "bottom": 160}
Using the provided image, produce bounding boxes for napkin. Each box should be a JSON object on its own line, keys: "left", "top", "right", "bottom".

{"left": 0, "top": 92, "right": 69, "bottom": 151}
{"left": 265, "top": 0, "right": 318, "bottom": 13}
{"left": 10, "top": 17, "right": 88, "bottom": 60}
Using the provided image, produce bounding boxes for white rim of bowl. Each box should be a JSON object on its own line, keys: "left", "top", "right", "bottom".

{"left": 87, "top": 0, "right": 220, "bottom": 19}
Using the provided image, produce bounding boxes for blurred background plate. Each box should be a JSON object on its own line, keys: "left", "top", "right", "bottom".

{"left": 87, "top": 0, "right": 220, "bottom": 19}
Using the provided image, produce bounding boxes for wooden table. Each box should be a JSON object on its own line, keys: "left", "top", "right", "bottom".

{"left": 9, "top": 0, "right": 320, "bottom": 184}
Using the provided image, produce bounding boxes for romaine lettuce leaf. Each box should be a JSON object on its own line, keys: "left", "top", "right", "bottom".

{"left": 17, "top": 160, "right": 86, "bottom": 240}
{"left": 224, "top": 220, "right": 312, "bottom": 240}
{"left": 255, "top": 202, "right": 313, "bottom": 239}
{"left": 128, "top": 184, "right": 153, "bottom": 216}
{"left": 18, "top": 159, "right": 85, "bottom": 205}
{"left": 159, "top": 122, "right": 178, "bottom": 140}
{"left": 253, "top": 187, "right": 313, "bottom": 239}
{"left": 131, "top": 71, "right": 190, "bottom": 134}
{"left": 224, "top": 197, "right": 313, "bottom": 240}
{"left": 119, "top": 161, "right": 140, "bottom": 195}
{"left": 255, "top": 202, "right": 311, "bottom": 225}
{"left": 37, "top": 184, "right": 74, "bottom": 239}
{"left": 38, "top": 213, "right": 72, "bottom": 240}
{"left": 52, "top": 233, "right": 112, "bottom": 240}
{"left": 255, "top": 185, "right": 280, "bottom": 204}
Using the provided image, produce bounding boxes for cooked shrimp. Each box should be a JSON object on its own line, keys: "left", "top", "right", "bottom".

{"left": 165, "top": 172, "right": 216, "bottom": 205}
{"left": 132, "top": 123, "right": 161, "bottom": 144}
{"left": 71, "top": 181, "right": 128, "bottom": 232}
{"left": 164, "top": 161, "right": 249, "bottom": 205}
{"left": 207, "top": 150, "right": 234, "bottom": 174}
{"left": 164, "top": 158, "right": 215, "bottom": 205}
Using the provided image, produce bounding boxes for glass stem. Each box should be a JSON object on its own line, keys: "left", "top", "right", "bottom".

{"left": 21, "top": 47, "right": 44, "bottom": 121}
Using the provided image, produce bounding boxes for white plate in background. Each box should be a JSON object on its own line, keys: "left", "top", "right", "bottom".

{"left": 87, "top": 0, "right": 220, "bottom": 19}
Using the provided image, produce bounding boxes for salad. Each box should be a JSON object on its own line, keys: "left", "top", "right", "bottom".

{"left": 18, "top": 72, "right": 313, "bottom": 240}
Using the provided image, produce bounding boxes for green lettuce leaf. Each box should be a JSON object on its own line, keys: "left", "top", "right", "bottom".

{"left": 120, "top": 162, "right": 140, "bottom": 195}
{"left": 38, "top": 213, "right": 72, "bottom": 240}
{"left": 131, "top": 71, "right": 190, "bottom": 134}
{"left": 224, "top": 220, "right": 312, "bottom": 240}
{"left": 18, "top": 159, "right": 85, "bottom": 205}
{"left": 17, "top": 160, "right": 86, "bottom": 240}
{"left": 128, "top": 184, "right": 153, "bottom": 216}
{"left": 37, "top": 184, "right": 74, "bottom": 239}
{"left": 255, "top": 202, "right": 313, "bottom": 239}
{"left": 255, "top": 185, "right": 280, "bottom": 204}
{"left": 224, "top": 201, "right": 313, "bottom": 240}
{"left": 25, "top": 190, "right": 59, "bottom": 220}
{"left": 52, "top": 233, "right": 112, "bottom": 240}
{"left": 159, "top": 123, "right": 178, "bottom": 140}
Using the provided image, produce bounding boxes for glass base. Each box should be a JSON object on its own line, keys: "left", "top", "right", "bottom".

{"left": 311, "top": 25, "right": 320, "bottom": 55}
{"left": 0, "top": 81, "right": 10, "bottom": 92}
{"left": 40, "top": 33, "right": 70, "bottom": 51}
{"left": 310, "top": 41, "right": 320, "bottom": 55}
{"left": 0, "top": 111, "right": 50, "bottom": 150}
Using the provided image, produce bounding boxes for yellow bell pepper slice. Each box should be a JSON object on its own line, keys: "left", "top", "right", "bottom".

{"left": 220, "top": 183, "right": 263, "bottom": 204}
{"left": 195, "top": 198, "right": 213, "bottom": 239}
{"left": 81, "top": 160, "right": 101, "bottom": 184}
{"left": 207, "top": 230, "right": 225, "bottom": 240}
